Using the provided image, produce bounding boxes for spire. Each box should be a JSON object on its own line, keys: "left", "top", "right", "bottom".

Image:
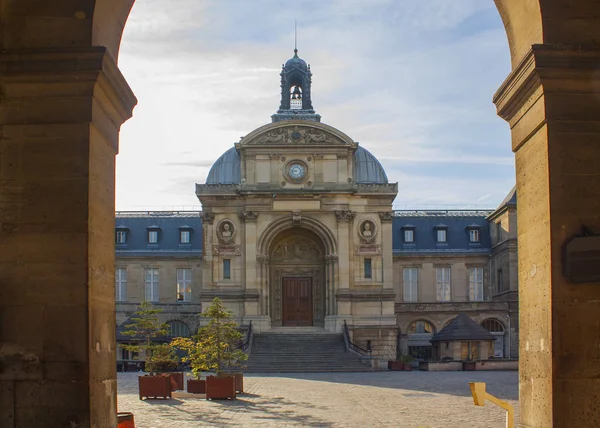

{"left": 294, "top": 20, "right": 298, "bottom": 57}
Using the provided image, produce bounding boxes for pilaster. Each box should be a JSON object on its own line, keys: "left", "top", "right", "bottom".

{"left": 494, "top": 44, "right": 600, "bottom": 428}
{"left": 0, "top": 47, "right": 136, "bottom": 427}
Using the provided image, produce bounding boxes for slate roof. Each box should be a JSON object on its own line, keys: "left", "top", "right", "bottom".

{"left": 430, "top": 314, "right": 496, "bottom": 342}
{"left": 392, "top": 211, "right": 492, "bottom": 254}
{"left": 115, "top": 212, "right": 203, "bottom": 258}
{"left": 353, "top": 146, "right": 388, "bottom": 184}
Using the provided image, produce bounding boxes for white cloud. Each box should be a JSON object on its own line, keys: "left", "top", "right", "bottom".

{"left": 116, "top": 0, "right": 514, "bottom": 211}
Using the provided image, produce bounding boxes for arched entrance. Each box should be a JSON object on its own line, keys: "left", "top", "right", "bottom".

{"left": 268, "top": 228, "right": 326, "bottom": 327}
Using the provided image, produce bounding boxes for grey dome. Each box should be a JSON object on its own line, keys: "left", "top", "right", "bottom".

{"left": 353, "top": 146, "right": 388, "bottom": 184}
{"left": 206, "top": 147, "right": 241, "bottom": 184}
{"left": 285, "top": 50, "right": 308, "bottom": 70}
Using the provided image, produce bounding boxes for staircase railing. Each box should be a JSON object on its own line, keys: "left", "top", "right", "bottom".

{"left": 343, "top": 320, "right": 371, "bottom": 357}
{"left": 238, "top": 320, "right": 253, "bottom": 356}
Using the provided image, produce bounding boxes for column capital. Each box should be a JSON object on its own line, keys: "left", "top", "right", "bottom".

{"left": 378, "top": 211, "right": 394, "bottom": 223}
{"left": 239, "top": 211, "right": 259, "bottom": 223}
{"left": 335, "top": 210, "right": 355, "bottom": 222}
{"left": 200, "top": 212, "right": 215, "bottom": 225}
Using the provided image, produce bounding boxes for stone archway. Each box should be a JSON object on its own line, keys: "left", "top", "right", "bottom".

{"left": 268, "top": 228, "right": 326, "bottom": 327}
{"left": 3, "top": 1, "right": 600, "bottom": 426}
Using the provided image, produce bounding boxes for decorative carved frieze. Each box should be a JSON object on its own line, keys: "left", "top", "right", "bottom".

{"left": 245, "top": 125, "right": 347, "bottom": 146}
{"left": 335, "top": 210, "right": 356, "bottom": 222}
{"left": 238, "top": 211, "right": 259, "bottom": 223}
{"left": 354, "top": 245, "right": 381, "bottom": 254}
{"left": 212, "top": 245, "right": 241, "bottom": 256}
{"left": 378, "top": 211, "right": 394, "bottom": 222}
{"left": 271, "top": 236, "right": 322, "bottom": 262}
{"left": 200, "top": 212, "right": 215, "bottom": 224}
{"left": 354, "top": 183, "right": 398, "bottom": 194}
{"left": 245, "top": 155, "right": 256, "bottom": 160}
{"left": 196, "top": 184, "right": 240, "bottom": 195}
{"left": 269, "top": 153, "right": 281, "bottom": 160}
{"left": 337, "top": 154, "right": 349, "bottom": 160}
{"left": 313, "top": 154, "right": 324, "bottom": 160}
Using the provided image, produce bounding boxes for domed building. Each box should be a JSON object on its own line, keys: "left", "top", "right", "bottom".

{"left": 115, "top": 49, "right": 519, "bottom": 368}
{"left": 196, "top": 48, "right": 399, "bottom": 343}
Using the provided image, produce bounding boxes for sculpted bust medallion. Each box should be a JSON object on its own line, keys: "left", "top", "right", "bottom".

{"left": 217, "top": 219, "right": 235, "bottom": 242}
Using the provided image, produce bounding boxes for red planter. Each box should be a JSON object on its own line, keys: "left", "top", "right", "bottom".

{"left": 463, "top": 361, "right": 476, "bottom": 371}
{"left": 206, "top": 375, "right": 236, "bottom": 400}
{"left": 227, "top": 372, "right": 243, "bottom": 393}
{"left": 403, "top": 363, "right": 413, "bottom": 371}
{"left": 187, "top": 379, "right": 206, "bottom": 394}
{"left": 138, "top": 375, "right": 172, "bottom": 400}
{"left": 388, "top": 361, "right": 404, "bottom": 371}
{"left": 117, "top": 412, "right": 135, "bottom": 428}
{"left": 167, "top": 372, "right": 184, "bottom": 391}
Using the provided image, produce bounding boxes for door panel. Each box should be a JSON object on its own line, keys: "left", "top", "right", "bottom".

{"left": 282, "top": 277, "right": 313, "bottom": 326}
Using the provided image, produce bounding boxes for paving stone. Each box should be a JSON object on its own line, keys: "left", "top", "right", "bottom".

{"left": 117, "top": 371, "right": 519, "bottom": 428}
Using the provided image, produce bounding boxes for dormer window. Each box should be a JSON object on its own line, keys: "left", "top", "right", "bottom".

{"left": 179, "top": 225, "right": 193, "bottom": 244}
{"left": 434, "top": 225, "right": 448, "bottom": 243}
{"left": 180, "top": 230, "right": 190, "bottom": 244}
{"left": 402, "top": 225, "right": 416, "bottom": 243}
{"left": 467, "top": 224, "right": 482, "bottom": 243}
{"left": 147, "top": 225, "right": 160, "bottom": 244}
{"left": 115, "top": 225, "right": 129, "bottom": 244}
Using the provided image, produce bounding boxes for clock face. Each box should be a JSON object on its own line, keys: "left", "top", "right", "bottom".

{"left": 288, "top": 163, "right": 306, "bottom": 180}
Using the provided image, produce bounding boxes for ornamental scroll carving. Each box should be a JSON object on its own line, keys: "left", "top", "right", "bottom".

{"left": 247, "top": 126, "right": 345, "bottom": 146}
{"left": 238, "top": 211, "right": 259, "bottom": 223}
{"left": 335, "top": 210, "right": 356, "bottom": 222}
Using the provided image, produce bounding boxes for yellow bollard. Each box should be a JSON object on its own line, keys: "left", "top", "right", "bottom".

{"left": 469, "top": 382, "right": 514, "bottom": 428}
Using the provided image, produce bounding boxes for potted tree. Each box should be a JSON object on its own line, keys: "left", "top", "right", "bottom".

{"left": 121, "top": 301, "right": 178, "bottom": 399}
{"left": 400, "top": 354, "right": 414, "bottom": 371}
{"left": 385, "top": 345, "right": 404, "bottom": 371}
{"left": 170, "top": 335, "right": 208, "bottom": 394}
{"left": 197, "top": 297, "right": 248, "bottom": 400}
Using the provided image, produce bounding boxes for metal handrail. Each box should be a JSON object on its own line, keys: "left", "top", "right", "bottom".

{"left": 238, "top": 320, "right": 253, "bottom": 355}
{"left": 343, "top": 320, "right": 371, "bottom": 356}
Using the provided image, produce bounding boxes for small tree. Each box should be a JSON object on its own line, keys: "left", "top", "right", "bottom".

{"left": 121, "top": 301, "right": 178, "bottom": 375}
{"left": 172, "top": 297, "right": 247, "bottom": 377}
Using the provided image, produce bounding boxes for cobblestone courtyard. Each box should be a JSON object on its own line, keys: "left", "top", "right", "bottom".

{"left": 117, "top": 371, "right": 519, "bottom": 428}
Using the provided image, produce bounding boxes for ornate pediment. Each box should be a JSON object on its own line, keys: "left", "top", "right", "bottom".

{"left": 242, "top": 125, "right": 350, "bottom": 146}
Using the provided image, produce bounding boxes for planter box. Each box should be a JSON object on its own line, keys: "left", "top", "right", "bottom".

{"left": 206, "top": 375, "right": 236, "bottom": 400}
{"left": 403, "top": 363, "right": 413, "bottom": 371}
{"left": 388, "top": 361, "right": 404, "bottom": 371}
{"left": 187, "top": 379, "right": 206, "bottom": 394}
{"left": 167, "top": 372, "right": 184, "bottom": 391}
{"left": 138, "top": 375, "right": 172, "bottom": 400}
{"left": 475, "top": 360, "right": 519, "bottom": 371}
{"left": 419, "top": 361, "right": 463, "bottom": 371}
{"left": 224, "top": 372, "right": 244, "bottom": 393}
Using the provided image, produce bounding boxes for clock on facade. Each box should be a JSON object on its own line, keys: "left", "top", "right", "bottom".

{"left": 286, "top": 162, "right": 307, "bottom": 181}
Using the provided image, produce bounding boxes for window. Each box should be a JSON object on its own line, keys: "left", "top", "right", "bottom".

{"left": 481, "top": 319, "right": 504, "bottom": 332}
{"left": 148, "top": 230, "right": 158, "bottom": 244}
{"left": 407, "top": 320, "right": 434, "bottom": 334}
{"left": 116, "top": 230, "right": 127, "bottom": 244}
{"left": 144, "top": 268, "right": 159, "bottom": 302}
{"left": 223, "top": 259, "right": 231, "bottom": 279}
{"left": 497, "top": 269, "right": 504, "bottom": 293}
{"left": 169, "top": 321, "right": 191, "bottom": 337}
{"left": 469, "top": 229, "right": 480, "bottom": 242}
{"left": 436, "top": 267, "right": 451, "bottom": 301}
{"left": 403, "top": 267, "right": 418, "bottom": 302}
{"left": 404, "top": 229, "right": 414, "bottom": 243}
{"left": 115, "top": 268, "right": 127, "bottom": 301}
{"left": 436, "top": 229, "right": 447, "bottom": 243}
{"left": 482, "top": 319, "right": 505, "bottom": 358}
{"left": 364, "top": 258, "right": 372, "bottom": 279}
{"left": 469, "top": 267, "right": 484, "bottom": 301}
{"left": 180, "top": 230, "right": 190, "bottom": 244}
{"left": 176, "top": 268, "right": 192, "bottom": 302}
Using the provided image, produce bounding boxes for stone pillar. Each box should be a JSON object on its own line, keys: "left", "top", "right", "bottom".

{"left": 240, "top": 211, "right": 258, "bottom": 318}
{"left": 0, "top": 48, "right": 135, "bottom": 427}
{"left": 200, "top": 212, "right": 215, "bottom": 285}
{"left": 494, "top": 45, "right": 600, "bottom": 428}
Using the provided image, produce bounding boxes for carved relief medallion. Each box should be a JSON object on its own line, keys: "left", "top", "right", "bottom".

{"left": 358, "top": 219, "right": 377, "bottom": 244}
{"left": 217, "top": 219, "right": 236, "bottom": 243}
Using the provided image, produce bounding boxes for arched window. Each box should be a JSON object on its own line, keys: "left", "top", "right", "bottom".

{"left": 169, "top": 320, "right": 190, "bottom": 338}
{"left": 481, "top": 319, "right": 504, "bottom": 332}
{"left": 290, "top": 85, "right": 302, "bottom": 109}
{"left": 407, "top": 320, "right": 435, "bottom": 334}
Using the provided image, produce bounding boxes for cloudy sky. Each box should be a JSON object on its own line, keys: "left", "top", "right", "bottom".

{"left": 116, "top": 0, "right": 513, "bottom": 211}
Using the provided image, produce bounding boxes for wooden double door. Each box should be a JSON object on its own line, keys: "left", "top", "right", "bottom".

{"left": 282, "top": 276, "right": 313, "bottom": 326}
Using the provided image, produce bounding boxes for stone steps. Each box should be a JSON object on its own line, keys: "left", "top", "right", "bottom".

{"left": 245, "top": 332, "right": 371, "bottom": 373}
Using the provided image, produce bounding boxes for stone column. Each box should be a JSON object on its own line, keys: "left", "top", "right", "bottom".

{"left": 0, "top": 48, "right": 135, "bottom": 427}
{"left": 494, "top": 45, "right": 600, "bottom": 428}
{"left": 334, "top": 210, "right": 354, "bottom": 323}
